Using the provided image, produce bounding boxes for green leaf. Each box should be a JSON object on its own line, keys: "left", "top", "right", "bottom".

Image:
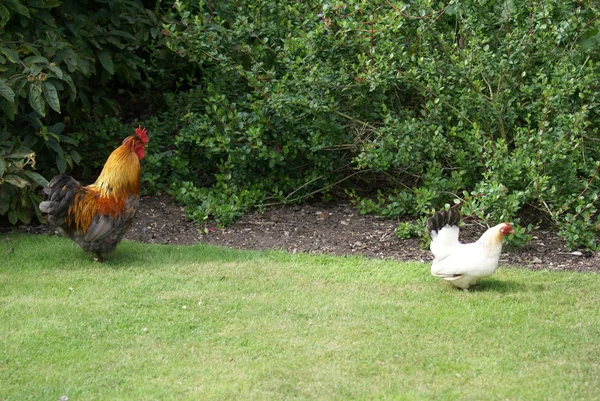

{"left": 6, "top": 76, "right": 28, "bottom": 96}
{"left": 43, "top": 81, "right": 61, "bottom": 113}
{"left": 0, "top": 46, "right": 19, "bottom": 63}
{"left": 28, "top": 64, "right": 45, "bottom": 77}
{"left": 47, "top": 65, "right": 64, "bottom": 79}
{"left": 0, "top": 5, "right": 10, "bottom": 26}
{"left": 579, "top": 28, "right": 600, "bottom": 50}
{"left": 35, "top": 0, "right": 61, "bottom": 9}
{"left": 19, "top": 44, "right": 41, "bottom": 59}
{"left": 0, "top": 157, "right": 6, "bottom": 177}
{"left": 5, "top": 151, "right": 34, "bottom": 160}
{"left": 45, "top": 138, "right": 64, "bottom": 158}
{"left": 0, "top": 79, "right": 15, "bottom": 102}
{"left": 12, "top": 145, "right": 35, "bottom": 155}
{"left": 23, "top": 56, "right": 49, "bottom": 66}
{"left": 109, "top": 30, "right": 137, "bottom": 41}
{"left": 56, "top": 155, "right": 67, "bottom": 173}
{"left": 51, "top": 80, "right": 64, "bottom": 91}
{"left": 23, "top": 170, "right": 49, "bottom": 187}
{"left": 30, "top": 193, "right": 44, "bottom": 221}
{"left": 35, "top": 10, "right": 56, "bottom": 26}
{"left": 3, "top": 174, "right": 30, "bottom": 188}
{"left": 0, "top": 189, "right": 9, "bottom": 214}
{"left": 97, "top": 51, "right": 115, "bottom": 75}
{"left": 5, "top": 0, "right": 29, "bottom": 17}
{"left": 27, "top": 82, "right": 45, "bottom": 116}
{"left": 105, "top": 36, "right": 126, "bottom": 49}
{"left": 7, "top": 209, "right": 17, "bottom": 224}
{"left": 58, "top": 48, "right": 78, "bottom": 73}
{"left": 58, "top": 136, "right": 76, "bottom": 145}
{"left": 0, "top": 97, "right": 16, "bottom": 120}
{"left": 62, "top": 75, "right": 77, "bottom": 99}
{"left": 146, "top": 9, "right": 158, "bottom": 24}
{"left": 88, "top": 38, "right": 101, "bottom": 50}
{"left": 48, "top": 123, "right": 66, "bottom": 135}
{"left": 70, "top": 150, "right": 82, "bottom": 165}
{"left": 17, "top": 205, "right": 31, "bottom": 224}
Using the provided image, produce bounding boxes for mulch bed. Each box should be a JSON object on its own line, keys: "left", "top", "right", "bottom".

{"left": 8, "top": 194, "right": 599, "bottom": 273}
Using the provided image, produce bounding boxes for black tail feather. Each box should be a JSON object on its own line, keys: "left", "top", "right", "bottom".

{"left": 39, "top": 174, "right": 81, "bottom": 220}
{"left": 426, "top": 209, "right": 461, "bottom": 237}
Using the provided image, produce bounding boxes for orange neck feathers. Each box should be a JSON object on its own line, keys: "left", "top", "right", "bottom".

{"left": 93, "top": 136, "right": 142, "bottom": 198}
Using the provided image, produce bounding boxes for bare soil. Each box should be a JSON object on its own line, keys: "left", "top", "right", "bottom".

{"left": 10, "top": 194, "right": 599, "bottom": 273}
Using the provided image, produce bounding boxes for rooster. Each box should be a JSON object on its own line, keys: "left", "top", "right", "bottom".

{"left": 39, "top": 126, "right": 149, "bottom": 262}
{"left": 426, "top": 209, "right": 513, "bottom": 291}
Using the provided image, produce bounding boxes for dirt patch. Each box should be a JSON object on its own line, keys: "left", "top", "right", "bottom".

{"left": 8, "top": 194, "right": 599, "bottom": 273}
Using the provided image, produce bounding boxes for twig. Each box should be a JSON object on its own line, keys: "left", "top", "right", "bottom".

{"left": 504, "top": 0, "right": 511, "bottom": 55}
{"left": 541, "top": 200, "right": 553, "bottom": 217}
{"left": 568, "top": 193, "right": 600, "bottom": 223}
{"left": 250, "top": 30, "right": 277, "bottom": 53}
{"left": 560, "top": 161, "right": 600, "bottom": 216}
{"left": 261, "top": 169, "right": 367, "bottom": 208}
{"left": 334, "top": 110, "right": 379, "bottom": 131}
{"left": 284, "top": 175, "right": 325, "bottom": 202}
{"left": 385, "top": 0, "right": 450, "bottom": 20}
{"left": 481, "top": 72, "right": 494, "bottom": 101}
{"left": 568, "top": 14, "right": 599, "bottom": 53}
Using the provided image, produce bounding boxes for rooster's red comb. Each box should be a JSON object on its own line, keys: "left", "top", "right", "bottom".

{"left": 135, "top": 126, "right": 149, "bottom": 144}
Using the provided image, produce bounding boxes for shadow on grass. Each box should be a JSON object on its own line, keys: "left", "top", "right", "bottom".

{"left": 468, "top": 278, "right": 544, "bottom": 293}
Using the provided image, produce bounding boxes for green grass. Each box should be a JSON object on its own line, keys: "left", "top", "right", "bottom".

{"left": 1, "top": 234, "right": 599, "bottom": 401}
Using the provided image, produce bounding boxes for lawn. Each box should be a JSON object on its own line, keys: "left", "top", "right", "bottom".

{"left": 1, "top": 234, "right": 599, "bottom": 401}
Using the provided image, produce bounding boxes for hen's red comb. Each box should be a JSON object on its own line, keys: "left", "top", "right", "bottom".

{"left": 135, "top": 126, "right": 149, "bottom": 144}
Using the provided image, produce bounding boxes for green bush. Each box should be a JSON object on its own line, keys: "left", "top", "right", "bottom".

{"left": 0, "top": 0, "right": 162, "bottom": 223}
{"left": 153, "top": 0, "right": 363, "bottom": 225}
{"left": 346, "top": 0, "right": 600, "bottom": 249}
{"left": 151, "top": 0, "right": 600, "bottom": 249}
{"left": 4, "top": 0, "right": 599, "bottom": 251}
{"left": 0, "top": 132, "right": 47, "bottom": 224}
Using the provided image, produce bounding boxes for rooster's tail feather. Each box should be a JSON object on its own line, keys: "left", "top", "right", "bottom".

{"left": 39, "top": 174, "right": 81, "bottom": 225}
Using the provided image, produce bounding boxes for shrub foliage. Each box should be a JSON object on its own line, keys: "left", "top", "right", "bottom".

{"left": 152, "top": 0, "right": 600, "bottom": 249}
{"left": 2, "top": 0, "right": 600, "bottom": 250}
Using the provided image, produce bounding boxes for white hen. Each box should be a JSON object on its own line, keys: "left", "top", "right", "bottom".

{"left": 426, "top": 209, "right": 513, "bottom": 291}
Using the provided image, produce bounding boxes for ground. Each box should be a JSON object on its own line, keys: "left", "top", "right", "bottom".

{"left": 9, "top": 194, "right": 599, "bottom": 272}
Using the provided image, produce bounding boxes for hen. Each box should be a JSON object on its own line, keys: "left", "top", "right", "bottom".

{"left": 39, "top": 126, "right": 149, "bottom": 262}
{"left": 426, "top": 209, "right": 513, "bottom": 291}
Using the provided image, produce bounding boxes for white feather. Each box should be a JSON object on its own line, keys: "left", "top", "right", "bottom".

{"left": 429, "top": 225, "right": 460, "bottom": 260}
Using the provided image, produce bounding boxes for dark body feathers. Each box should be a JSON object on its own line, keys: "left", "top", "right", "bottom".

{"left": 39, "top": 174, "right": 139, "bottom": 261}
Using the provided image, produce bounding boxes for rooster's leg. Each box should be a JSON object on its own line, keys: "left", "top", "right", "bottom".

{"left": 94, "top": 252, "right": 104, "bottom": 263}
